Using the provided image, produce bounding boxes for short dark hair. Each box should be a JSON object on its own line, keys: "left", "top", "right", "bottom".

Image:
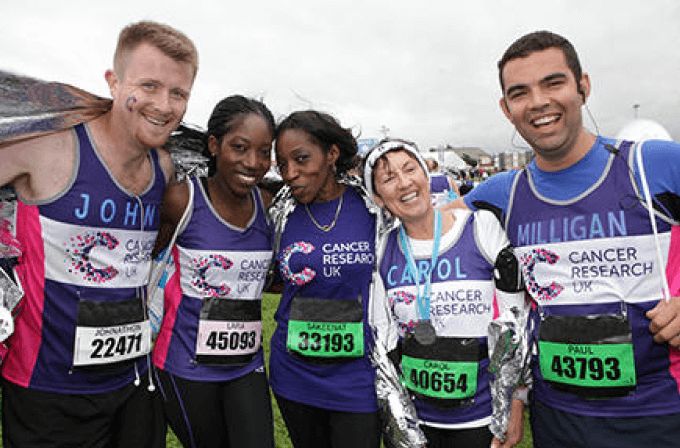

{"left": 275, "top": 111, "right": 357, "bottom": 175}
{"left": 498, "top": 30, "right": 582, "bottom": 93}
{"left": 203, "top": 95, "right": 275, "bottom": 176}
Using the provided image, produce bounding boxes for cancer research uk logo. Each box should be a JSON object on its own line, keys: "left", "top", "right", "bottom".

{"left": 280, "top": 242, "right": 316, "bottom": 286}
{"left": 520, "top": 248, "right": 564, "bottom": 301}
{"left": 190, "top": 255, "right": 234, "bottom": 297}
{"left": 64, "top": 232, "right": 120, "bottom": 283}
{"left": 64, "top": 231, "right": 156, "bottom": 284}
{"left": 280, "top": 240, "right": 373, "bottom": 286}
{"left": 388, "top": 290, "right": 418, "bottom": 334}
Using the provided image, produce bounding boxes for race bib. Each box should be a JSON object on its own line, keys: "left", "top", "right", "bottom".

{"left": 196, "top": 320, "right": 262, "bottom": 357}
{"left": 402, "top": 357, "right": 477, "bottom": 400}
{"left": 73, "top": 320, "right": 151, "bottom": 367}
{"left": 195, "top": 298, "right": 262, "bottom": 365}
{"left": 402, "top": 335, "right": 481, "bottom": 408}
{"left": 538, "top": 313, "right": 636, "bottom": 398}
{"left": 73, "top": 297, "right": 151, "bottom": 370}
{"left": 287, "top": 296, "right": 365, "bottom": 363}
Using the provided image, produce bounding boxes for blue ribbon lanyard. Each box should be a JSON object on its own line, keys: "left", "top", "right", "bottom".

{"left": 398, "top": 209, "right": 442, "bottom": 322}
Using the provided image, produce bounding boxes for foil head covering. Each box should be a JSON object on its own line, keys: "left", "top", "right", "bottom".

{"left": 362, "top": 138, "right": 430, "bottom": 201}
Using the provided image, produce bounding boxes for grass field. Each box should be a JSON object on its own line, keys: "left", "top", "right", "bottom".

{"left": 168, "top": 293, "right": 533, "bottom": 448}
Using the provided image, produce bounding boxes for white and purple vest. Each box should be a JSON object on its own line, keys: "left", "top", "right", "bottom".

{"left": 506, "top": 141, "right": 680, "bottom": 417}
{"left": 153, "top": 177, "right": 272, "bottom": 381}
{"left": 6, "top": 123, "right": 165, "bottom": 393}
{"left": 430, "top": 174, "right": 454, "bottom": 207}
{"left": 379, "top": 212, "right": 497, "bottom": 426}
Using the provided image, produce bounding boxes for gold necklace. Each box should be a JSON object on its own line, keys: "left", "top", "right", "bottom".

{"left": 305, "top": 194, "right": 343, "bottom": 232}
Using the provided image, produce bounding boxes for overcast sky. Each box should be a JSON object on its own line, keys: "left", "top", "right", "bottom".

{"left": 2, "top": 0, "right": 678, "bottom": 154}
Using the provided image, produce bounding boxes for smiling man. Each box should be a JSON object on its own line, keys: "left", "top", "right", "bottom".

{"left": 0, "top": 21, "right": 197, "bottom": 448}
{"left": 448, "top": 31, "right": 680, "bottom": 448}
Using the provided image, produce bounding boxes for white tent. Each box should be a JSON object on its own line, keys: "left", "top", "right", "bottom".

{"left": 615, "top": 119, "right": 673, "bottom": 142}
{"left": 424, "top": 149, "right": 468, "bottom": 170}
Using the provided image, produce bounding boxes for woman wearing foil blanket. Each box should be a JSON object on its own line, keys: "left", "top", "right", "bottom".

{"left": 268, "top": 110, "right": 381, "bottom": 448}
{"left": 152, "top": 96, "right": 276, "bottom": 448}
{"left": 364, "top": 139, "right": 527, "bottom": 448}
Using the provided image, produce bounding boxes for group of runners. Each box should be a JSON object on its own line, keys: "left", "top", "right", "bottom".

{"left": 1, "top": 19, "right": 680, "bottom": 448}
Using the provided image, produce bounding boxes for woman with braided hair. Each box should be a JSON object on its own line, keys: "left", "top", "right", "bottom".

{"left": 152, "top": 95, "right": 276, "bottom": 448}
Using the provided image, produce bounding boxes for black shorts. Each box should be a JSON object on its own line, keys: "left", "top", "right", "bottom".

{"left": 155, "top": 368, "right": 275, "bottom": 448}
{"left": 274, "top": 394, "right": 380, "bottom": 448}
{"left": 420, "top": 424, "right": 493, "bottom": 448}
{"left": 2, "top": 375, "right": 165, "bottom": 448}
{"left": 531, "top": 399, "right": 680, "bottom": 448}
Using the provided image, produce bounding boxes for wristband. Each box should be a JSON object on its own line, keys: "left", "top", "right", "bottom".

{"left": 512, "top": 387, "right": 529, "bottom": 405}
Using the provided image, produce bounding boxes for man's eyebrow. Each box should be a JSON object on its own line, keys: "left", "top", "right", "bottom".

{"left": 540, "top": 72, "right": 568, "bottom": 84}
{"left": 505, "top": 72, "right": 569, "bottom": 97}
{"left": 505, "top": 83, "right": 527, "bottom": 97}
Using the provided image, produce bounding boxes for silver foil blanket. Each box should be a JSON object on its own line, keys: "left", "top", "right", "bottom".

{"left": 0, "top": 71, "right": 209, "bottom": 179}
{"left": 370, "top": 339, "right": 427, "bottom": 448}
{"left": 487, "top": 305, "right": 531, "bottom": 440}
{"left": 0, "top": 194, "right": 21, "bottom": 259}
{"left": 0, "top": 71, "right": 111, "bottom": 147}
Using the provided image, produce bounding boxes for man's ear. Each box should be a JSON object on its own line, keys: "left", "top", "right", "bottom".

{"left": 105, "top": 69, "right": 119, "bottom": 97}
{"left": 578, "top": 73, "right": 591, "bottom": 104}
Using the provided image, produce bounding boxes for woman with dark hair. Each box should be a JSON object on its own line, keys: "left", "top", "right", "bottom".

{"left": 268, "top": 110, "right": 381, "bottom": 448}
{"left": 151, "top": 95, "right": 276, "bottom": 448}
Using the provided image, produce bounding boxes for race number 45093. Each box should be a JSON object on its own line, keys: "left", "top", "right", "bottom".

{"left": 196, "top": 320, "right": 262, "bottom": 356}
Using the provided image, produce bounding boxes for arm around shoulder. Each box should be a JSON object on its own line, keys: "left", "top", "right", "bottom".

{"left": 152, "top": 178, "right": 191, "bottom": 258}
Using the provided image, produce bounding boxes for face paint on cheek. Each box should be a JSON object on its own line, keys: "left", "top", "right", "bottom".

{"left": 125, "top": 95, "right": 137, "bottom": 112}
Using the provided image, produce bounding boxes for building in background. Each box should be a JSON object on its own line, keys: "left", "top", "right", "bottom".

{"left": 493, "top": 149, "right": 534, "bottom": 171}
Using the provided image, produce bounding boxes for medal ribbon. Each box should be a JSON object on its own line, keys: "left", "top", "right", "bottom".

{"left": 399, "top": 209, "right": 442, "bottom": 323}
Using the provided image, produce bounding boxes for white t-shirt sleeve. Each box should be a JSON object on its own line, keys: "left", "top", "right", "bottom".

{"left": 472, "top": 209, "right": 526, "bottom": 313}
{"left": 369, "top": 244, "right": 400, "bottom": 352}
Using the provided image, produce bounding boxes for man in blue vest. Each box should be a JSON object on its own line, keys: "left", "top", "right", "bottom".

{"left": 449, "top": 30, "right": 680, "bottom": 448}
